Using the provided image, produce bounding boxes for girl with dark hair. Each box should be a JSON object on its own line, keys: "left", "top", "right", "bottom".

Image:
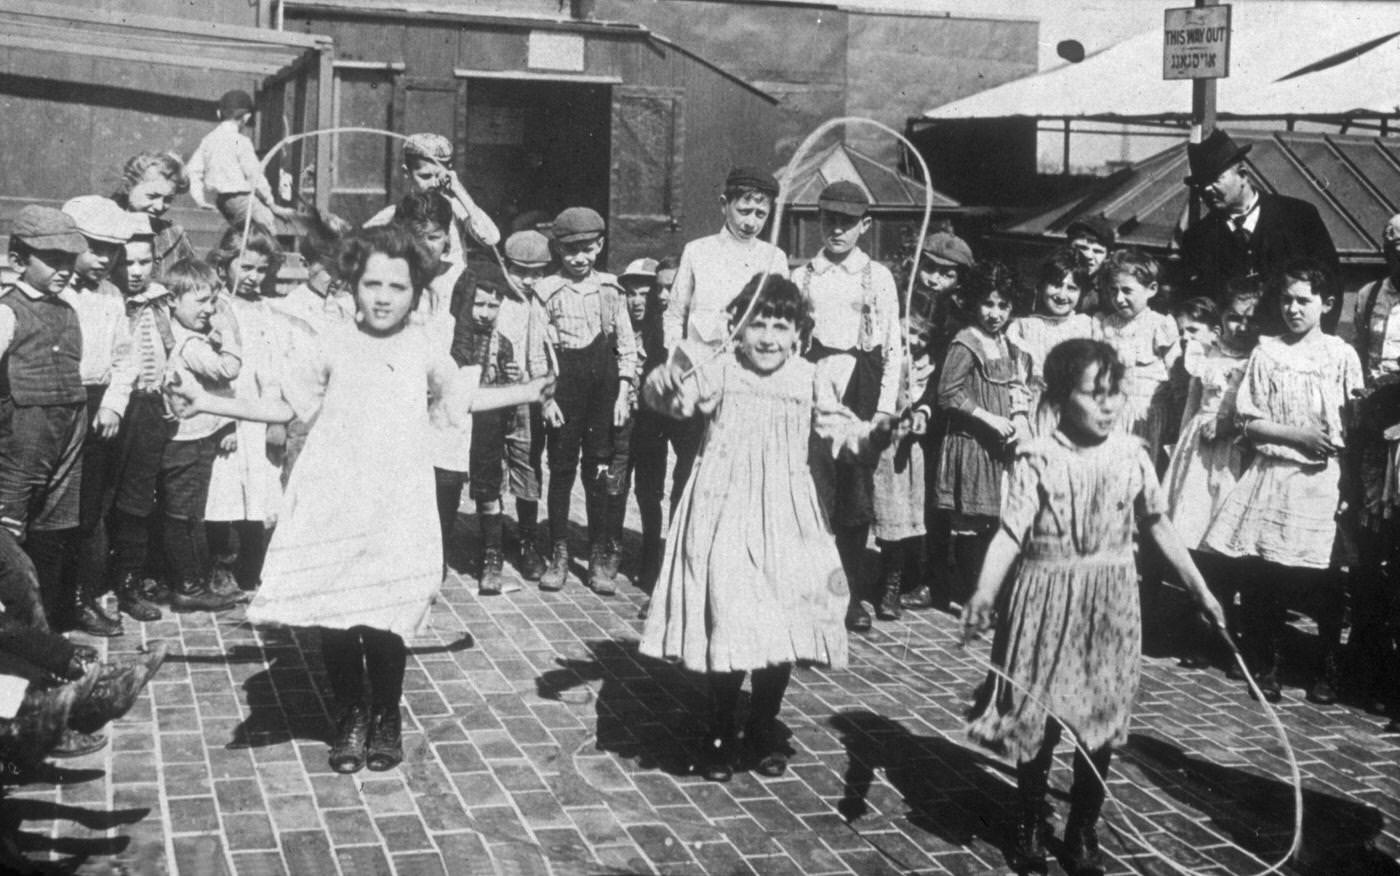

{"left": 964, "top": 338, "right": 1225, "bottom": 876}
{"left": 1202, "top": 261, "right": 1362, "bottom": 704}
{"left": 931, "top": 261, "right": 1031, "bottom": 609}
{"left": 1007, "top": 248, "right": 1093, "bottom": 435}
{"left": 641, "top": 274, "right": 891, "bottom": 783}
{"left": 166, "top": 226, "right": 551, "bottom": 773}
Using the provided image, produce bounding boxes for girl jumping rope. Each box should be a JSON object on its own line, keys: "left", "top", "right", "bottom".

{"left": 641, "top": 274, "right": 891, "bottom": 782}
{"left": 167, "top": 225, "right": 551, "bottom": 773}
{"left": 962, "top": 338, "right": 1226, "bottom": 875}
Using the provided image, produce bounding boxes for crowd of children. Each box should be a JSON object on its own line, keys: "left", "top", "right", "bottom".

{"left": 5, "top": 89, "right": 1400, "bottom": 875}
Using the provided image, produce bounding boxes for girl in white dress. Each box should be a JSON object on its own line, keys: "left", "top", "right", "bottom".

{"left": 205, "top": 228, "right": 311, "bottom": 594}
{"left": 1203, "top": 263, "right": 1362, "bottom": 704}
{"left": 168, "top": 226, "right": 550, "bottom": 773}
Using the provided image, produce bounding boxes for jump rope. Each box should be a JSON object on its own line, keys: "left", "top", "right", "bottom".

{"left": 244, "top": 123, "right": 1303, "bottom": 875}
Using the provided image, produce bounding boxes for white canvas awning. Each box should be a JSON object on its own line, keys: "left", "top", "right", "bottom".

{"left": 924, "top": 2, "right": 1400, "bottom": 123}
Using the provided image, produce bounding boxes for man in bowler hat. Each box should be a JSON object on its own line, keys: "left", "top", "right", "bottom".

{"left": 1179, "top": 128, "right": 1340, "bottom": 333}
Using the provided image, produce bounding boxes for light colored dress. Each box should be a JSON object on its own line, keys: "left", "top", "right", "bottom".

{"left": 206, "top": 295, "right": 309, "bottom": 523}
{"left": 640, "top": 353, "right": 871, "bottom": 673}
{"left": 872, "top": 349, "right": 931, "bottom": 542}
{"left": 967, "top": 432, "right": 1161, "bottom": 763}
{"left": 246, "top": 323, "right": 480, "bottom": 637}
{"left": 1093, "top": 309, "right": 1180, "bottom": 461}
{"left": 1203, "top": 334, "right": 1363, "bottom": 570}
{"left": 1162, "top": 342, "right": 1252, "bottom": 548}
{"left": 1007, "top": 312, "right": 1093, "bottom": 436}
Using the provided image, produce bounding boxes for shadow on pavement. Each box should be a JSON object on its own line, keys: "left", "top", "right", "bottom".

{"left": 829, "top": 709, "right": 1019, "bottom": 871}
{"left": 1124, "top": 732, "right": 1400, "bottom": 876}
{"left": 535, "top": 638, "right": 710, "bottom": 777}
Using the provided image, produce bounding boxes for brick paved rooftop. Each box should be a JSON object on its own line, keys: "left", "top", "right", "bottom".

{"left": 11, "top": 526, "right": 1400, "bottom": 876}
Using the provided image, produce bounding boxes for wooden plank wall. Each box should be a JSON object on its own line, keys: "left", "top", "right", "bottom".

{"left": 287, "top": 11, "right": 779, "bottom": 257}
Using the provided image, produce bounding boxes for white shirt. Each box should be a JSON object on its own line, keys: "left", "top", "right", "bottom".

{"left": 187, "top": 120, "right": 272, "bottom": 203}
{"left": 665, "top": 228, "right": 789, "bottom": 351}
{"left": 494, "top": 295, "right": 551, "bottom": 378}
{"left": 801, "top": 248, "right": 902, "bottom": 415}
{"left": 60, "top": 279, "right": 137, "bottom": 411}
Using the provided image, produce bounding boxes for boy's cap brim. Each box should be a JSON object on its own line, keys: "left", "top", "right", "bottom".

{"left": 919, "top": 232, "right": 974, "bottom": 267}
{"left": 10, "top": 206, "right": 87, "bottom": 254}
{"left": 551, "top": 207, "right": 606, "bottom": 242}
{"left": 62, "top": 196, "right": 134, "bottom": 244}
{"left": 503, "top": 230, "right": 552, "bottom": 267}
{"left": 817, "top": 180, "right": 869, "bottom": 216}
{"left": 725, "top": 166, "right": 780, "bottom": 197}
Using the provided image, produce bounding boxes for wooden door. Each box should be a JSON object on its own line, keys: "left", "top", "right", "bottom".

{"left": 608, "top": 85, "right": 683, "bottom": 266}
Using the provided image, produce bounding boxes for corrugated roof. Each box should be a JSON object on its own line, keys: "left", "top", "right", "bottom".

{"left": 997, "top": 131, "right": 1400, "bottom": 263}
{"left": 778, "top": 141, "right": 960, "bottom": 210}
{"left": 925, "top": 2, "right": 1400, "bottom": 122}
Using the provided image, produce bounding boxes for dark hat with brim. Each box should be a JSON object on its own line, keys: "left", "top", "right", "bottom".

{"left": 10, "top": 205, "right": 87, "bottom": 254}
{"left": 551, "top": 207, "right": 606, "bottom": 244}
{"left": 1065, "top": 214, "right": 1116, "bottom": 248}
{"left": 218, "top": 89, "right": 255, "bottom": 118}
{"left": 920, "top": 232, "right": 974, "bottom": 268}
{"left": 724, "top": 166, "right": 780, "bottom": 198}
{"left": 1185, "top": 128, "right": 1252, "bottom": 186}
{"left": 817, "top": 180, "right": 870, "bottom": 217}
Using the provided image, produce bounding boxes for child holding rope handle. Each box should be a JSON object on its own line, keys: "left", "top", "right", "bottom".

{"left": 962, "top": 339, "right": 1225, "bottom": 875}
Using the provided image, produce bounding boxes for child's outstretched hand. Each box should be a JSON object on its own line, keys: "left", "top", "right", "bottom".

{"left": 961, "top": 591, "right": 995, "bottom": 644}
{"left": 530, "top": 374, "right": 556, "bottom": 405}
{"left": 870, "top": 413, "right": 897, "bottom": 452}
{"left": 162, "top": 371, "right": 205, "bottom": 420}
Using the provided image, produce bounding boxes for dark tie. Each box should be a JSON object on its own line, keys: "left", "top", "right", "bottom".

{"left": 1233, "top": 215, "right": 1251, "bottom": 249}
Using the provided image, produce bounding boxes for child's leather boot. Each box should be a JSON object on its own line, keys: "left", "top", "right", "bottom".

{"left": 540, "top": 541, "right": 570, "bottom": 591}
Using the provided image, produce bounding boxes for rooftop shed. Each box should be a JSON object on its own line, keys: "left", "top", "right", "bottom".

{"left": 281, "top": 0, "right": 781, "bottom": 267}
{"left": 0, "top": 0, "right": 334, "bottom": 249}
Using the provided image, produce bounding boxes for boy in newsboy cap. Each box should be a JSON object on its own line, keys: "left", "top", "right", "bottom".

{"left": 534, "top": 208, "right": 637, "bottom": 596}
{"left": 59, "top": 196, "right": 141, "bottom": 636}
{"left": 2, "top": 206, "right": 91, "bottom": 633}
{"left": 798, "top": 181, "right": 903, "bottom": 632}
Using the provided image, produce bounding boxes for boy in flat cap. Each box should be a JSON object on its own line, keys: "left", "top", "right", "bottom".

{"left": 0, "top": 206, "right": 90, "bottom": 632}
{"left": 664, "top": 166, "right": 790, "bottom": 516}
{"left": 364, "top": 133, "right": 500, "bottom": 267}
{"left": 59, "top": 197, "right": 140, "bottom": 636}
{"left": 497, "top": 230, "right": 554, "bottom": 581}
{"left": 188, "top": 89, "right": 296, "bottom": 236}
{"left": 604, "top": 257, "right": 671, "bottom": 595}
{"left": 799, "top": 181, "right": 902, "bottom": 632}
{"left": 535, "top": 208, "right": 637, "bottom": 594}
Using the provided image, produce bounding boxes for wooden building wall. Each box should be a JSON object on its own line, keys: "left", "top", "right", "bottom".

{"left": 592, "top": 1, "right": 1037, "bottom": 164}
{"left": 284, "top": 8, "right": 778, "bottom": 267}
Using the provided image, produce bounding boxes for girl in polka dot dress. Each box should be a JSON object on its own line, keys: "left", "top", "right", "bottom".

{"left": 962, "top": 339, "right": 1224, "bottom": 875}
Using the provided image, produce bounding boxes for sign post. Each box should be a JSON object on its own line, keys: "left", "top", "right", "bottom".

{"left": 1165, "top": 1, "right": 1231, "bottom": 221}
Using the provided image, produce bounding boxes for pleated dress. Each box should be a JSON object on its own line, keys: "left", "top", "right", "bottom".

{"left": 245, "top": 322, "right": 479, "bottom": 638}
{"left": 640, "top": 354, "right": 868, "bottom": 673}
{"left": 1203, "top": 334, "right": 1362, "bottom": 570}
{"left": 967, "top": 432, "right": 1162, "bottom": 763}
{"left": 1162, "top": 342, "right": 1251, "bottom": 548}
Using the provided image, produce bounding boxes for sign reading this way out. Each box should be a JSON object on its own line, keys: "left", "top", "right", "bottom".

{"left": 1163, "top": 5, "right": 1232, "bottom": 80}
